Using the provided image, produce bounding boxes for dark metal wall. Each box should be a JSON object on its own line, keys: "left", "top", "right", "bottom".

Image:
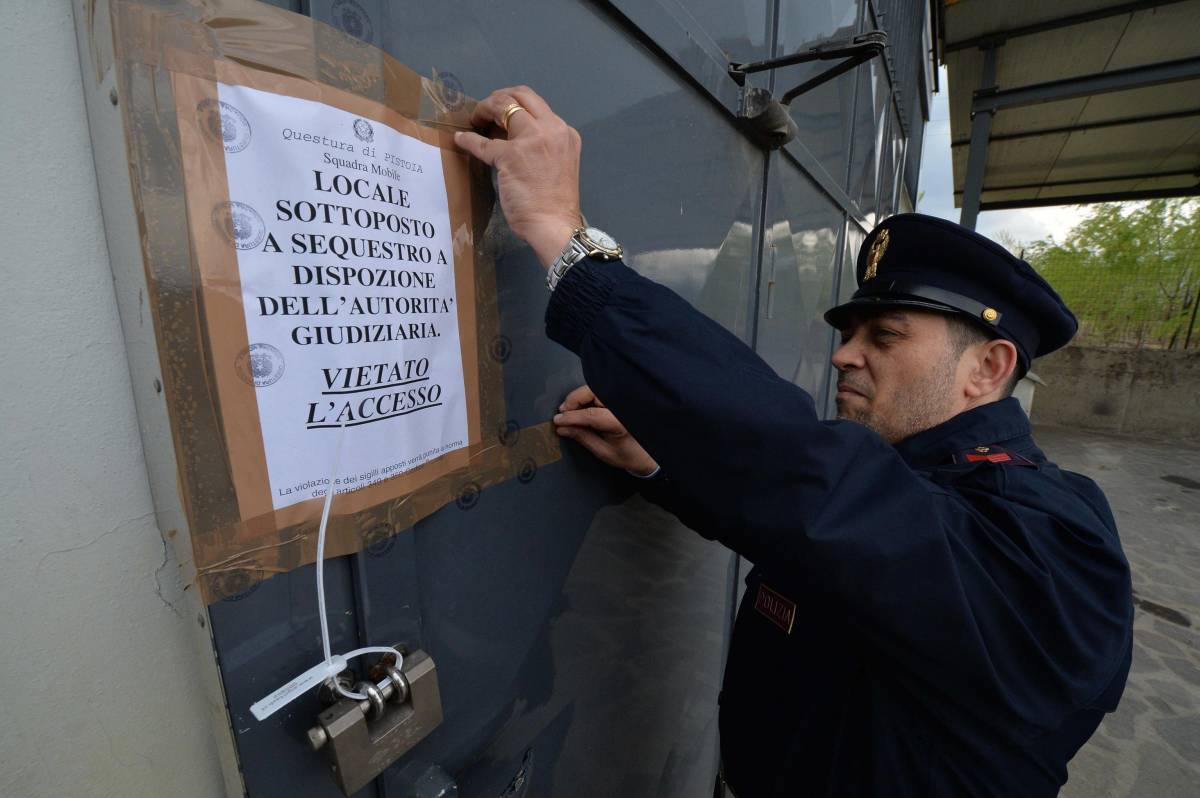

{"left": 216, "top": 2, "right": 931, "bottom": 795}
{"left": 877, "top": 0, "right": 932, "bottom": 203}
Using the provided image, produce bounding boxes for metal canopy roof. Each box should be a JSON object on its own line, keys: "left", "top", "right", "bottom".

{"left": 938, "top": 0, "right": 1200, "bottom": 228}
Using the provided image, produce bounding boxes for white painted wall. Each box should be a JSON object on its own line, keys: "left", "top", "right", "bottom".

{"left": 0, "top": 3, "right": 225, "bottom": 795}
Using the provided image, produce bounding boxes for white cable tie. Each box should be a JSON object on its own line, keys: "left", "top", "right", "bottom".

{"left": 251, "top": 424, "right": 406, "bottom": 719}
{"left": 250, "top": 655, "right": 347, "bottom": 721}
{"left": 315, "top": 423, "right": 347, "bottom": 665}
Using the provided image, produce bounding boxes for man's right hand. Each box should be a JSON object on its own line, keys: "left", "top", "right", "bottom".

{"left": 553, "top": 385, "right": 659, "bottom": 477}
{"left": 454, "top": 86, "right": 584, "bottom": 269}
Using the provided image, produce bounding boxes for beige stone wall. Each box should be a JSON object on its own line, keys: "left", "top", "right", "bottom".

{"left": 0, "top": 2, "right": 225, "bottom": 795}
{"left": 1031, "top": 345, "right": 1200, "bottom": 444}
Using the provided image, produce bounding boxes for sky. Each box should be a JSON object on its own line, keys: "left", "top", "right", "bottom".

{"left": 916, "top": 67, "right": 1086, "bottom": 248}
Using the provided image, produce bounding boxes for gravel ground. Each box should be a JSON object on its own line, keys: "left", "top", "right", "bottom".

{"left": 1034, "top": 425, "right": 1200, "bottom": 798}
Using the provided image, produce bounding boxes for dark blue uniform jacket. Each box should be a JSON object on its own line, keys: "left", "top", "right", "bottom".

{"left": 546, "top": 259, "right": 1133, "bottom": 797}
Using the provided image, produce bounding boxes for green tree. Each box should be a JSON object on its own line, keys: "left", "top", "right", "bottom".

{"left": 1025, "top": 199, "right": 1200, "bottom": 349}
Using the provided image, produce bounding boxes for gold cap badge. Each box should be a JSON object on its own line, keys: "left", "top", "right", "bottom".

{"left": 864, "top": 228, "right": 889, "bottom": 281}
{"left": 982, "top": 307, "right": 999, "bottom": 324}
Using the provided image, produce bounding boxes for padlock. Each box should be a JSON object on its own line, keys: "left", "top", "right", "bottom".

{"left": 307, "top": 649, "right": 443, "bottom": 796}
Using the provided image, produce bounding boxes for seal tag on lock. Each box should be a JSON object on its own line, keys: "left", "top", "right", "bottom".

{"left": 251, "top": 655, "right": 349, "bottom": 720}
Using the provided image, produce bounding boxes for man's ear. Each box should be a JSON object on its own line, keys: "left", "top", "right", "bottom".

{"left": 965, "top": 338, "right": 1019, "bottom": 399}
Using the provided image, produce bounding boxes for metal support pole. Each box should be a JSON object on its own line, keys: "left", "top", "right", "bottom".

{"left": 1185, "top": 287, "right": 1200, "bottom": 349}
{"left": 960, "top": 46, "right": 997, "bottom": 230}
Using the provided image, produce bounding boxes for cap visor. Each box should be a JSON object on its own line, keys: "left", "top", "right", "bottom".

{"left": 823, "top": 296, "right": 962, "bottom": 329}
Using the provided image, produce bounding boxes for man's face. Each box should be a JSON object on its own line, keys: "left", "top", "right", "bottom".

{"left": 831, "top": 308, "right": 965, "bottom": 444}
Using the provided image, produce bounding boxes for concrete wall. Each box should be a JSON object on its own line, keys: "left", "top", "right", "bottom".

{"left": 1031, "top": 345, "right": 1200, "bottom": 444}
{"left": 0, "top": 3, "right": 224, "bottom": 795}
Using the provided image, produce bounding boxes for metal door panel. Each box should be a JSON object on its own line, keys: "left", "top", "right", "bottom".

{"left": 210, "top": 1, "right": 765, "bottom": 795}
{"left": 674, "top": 0, "right": 774, "bottom": 63}
{"left": 839, "top": 218, "right": 869, "bottom": 305}
{"left": 755, "top": 165, "right": 846, "bottom": 407}
{"left": 775, "top": 0, "right": 863, "bottom": 186}
{"left": 820, "top": 218, "right": 869, "bottom": 414}
{"left": 404, "top": 482, "right": 733, "bottom": 798}
{"left": 848, "top": 53, "right": 891, "bottom": 227}
{"left": 876, "top": 109, "right": 897, "bottom": 219}
{"left": 145, "top": 1, "right": 933, "bottom": 795}
{"left": 210, "top": 558, "right": 375, "bottom": 795}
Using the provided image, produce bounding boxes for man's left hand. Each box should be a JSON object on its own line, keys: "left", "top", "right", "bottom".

{"left": 554, "top": 385, "right": 659, "bottom": 477}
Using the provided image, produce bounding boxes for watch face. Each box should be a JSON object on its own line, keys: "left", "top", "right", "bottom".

{"left": 583, "top": 227, "right": 619, "bottom": 253}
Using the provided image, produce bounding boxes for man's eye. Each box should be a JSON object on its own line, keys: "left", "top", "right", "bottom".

{"left": 874, "top": 328, "right": 898, "bottom": 341}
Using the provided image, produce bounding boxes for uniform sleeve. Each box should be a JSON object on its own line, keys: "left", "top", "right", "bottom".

{"left": 547, "top": 259, "right": 1132, "bottom": 732}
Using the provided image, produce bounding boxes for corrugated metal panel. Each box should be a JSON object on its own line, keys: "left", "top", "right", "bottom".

{"left": 1076, "top": 79, "right": 1200, "bottom": 120}
{"left": 941, "top": 0, "right": 1200, "bottom": 211}
{"left": 943, "top": 0, "right": 1141, "bottom": 43}
{"left": 1106, "top": 3, "right": 1200, "bottom": 66}
{"left": 876, "top": 0, "right": 931, "bottom": 201}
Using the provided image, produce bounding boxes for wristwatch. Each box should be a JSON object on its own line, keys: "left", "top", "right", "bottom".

{"left": 546, "top": 226, "right": 623, "bottom": 292}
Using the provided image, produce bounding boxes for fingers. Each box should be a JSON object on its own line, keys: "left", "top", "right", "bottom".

{"left": 505, "top": 86, "right": 554, "bottom": 119}
{"left": 470, "top": 89, "right": 538, "bottom": 135}
{"left": 553, "top": 407, "right": 625, "bottom": 435}
{"left": 469, "top": 91, "right": 513, "bottom": 128}
{"left": 559, "top": 384, "right": 596, "bottom": 412}
{"left": 453, "top": 131, "right": 506, "bottom": 166}
{"left": 457, "top": 84, "right": 582, "bottom": 258}
{"left": 556, "top": 426, "right": 618, "bottom": 463}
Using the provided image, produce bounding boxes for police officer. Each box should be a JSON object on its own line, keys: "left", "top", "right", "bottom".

{"left": 456, "top": 87, "right": 1133, "bottom": 797}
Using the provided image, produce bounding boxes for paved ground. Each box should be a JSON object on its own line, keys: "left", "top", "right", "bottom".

{"left": 1034, "top": 425, "right": 1200, "bottom": 798}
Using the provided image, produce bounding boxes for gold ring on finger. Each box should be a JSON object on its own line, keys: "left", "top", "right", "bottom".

{"left": 499, "top": 102, "right": 527, "bottom": 132}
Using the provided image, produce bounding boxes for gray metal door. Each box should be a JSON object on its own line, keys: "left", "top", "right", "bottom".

{"left": 202, "top": 1, "right": 929, "bottom": 795}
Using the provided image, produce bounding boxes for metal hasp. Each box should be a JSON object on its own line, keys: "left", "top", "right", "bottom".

{"left": 729, "top": 31, "right": 889, "bottom": 149}
{"left": 308, "top": 650, "right": 443, "bottom": 796}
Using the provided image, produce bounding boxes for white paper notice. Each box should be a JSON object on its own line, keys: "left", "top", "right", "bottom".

{"left": 214, "top": 83, "right": 468, "bottom": 510}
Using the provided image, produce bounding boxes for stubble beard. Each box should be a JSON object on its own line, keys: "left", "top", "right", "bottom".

{"left": 838, "top": 358, "right": 960, "bottom": 444}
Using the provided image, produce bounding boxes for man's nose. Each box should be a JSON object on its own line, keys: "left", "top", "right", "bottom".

{"left": 831, "top": 336, "right": 865, "bottom": 371}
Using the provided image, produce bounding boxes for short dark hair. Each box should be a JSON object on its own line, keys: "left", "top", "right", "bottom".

{"left": 944, "top": 315, "right": 1020, "bottom": 397}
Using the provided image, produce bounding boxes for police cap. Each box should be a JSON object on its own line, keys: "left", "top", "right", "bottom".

{"left": 823, "top": 213, "right": 1077, "bottom": 372}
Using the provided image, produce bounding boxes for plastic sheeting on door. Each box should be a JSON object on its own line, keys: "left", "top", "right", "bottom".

{"left": 95, "top": 0, "right": 560, "bottom": 604}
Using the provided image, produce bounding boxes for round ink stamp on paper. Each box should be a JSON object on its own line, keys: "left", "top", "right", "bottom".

{"left": 353, "top": 118, "right": 375, "bottom": 143}
{"left": 212, "top": 201, "right": 266, "bottom": 251}
{"left": 197, "top": 98, "right": 251, "bottom": 154}
{"left": 331, "top": 0, "right": 374, "bottom": 44}
{"left": 236, "top": 343, "right": 286, "bottom": 387}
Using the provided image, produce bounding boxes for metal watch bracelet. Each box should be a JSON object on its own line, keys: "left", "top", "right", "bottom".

{"left": 546, "top": 237, "right": 589, "bottom": 292}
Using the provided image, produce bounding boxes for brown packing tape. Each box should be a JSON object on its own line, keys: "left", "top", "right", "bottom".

{"left": 171, "top": 61, "right": 486, "bottom": 527}
{"left": 106, "top": 0, "right": 560, "bottom": 604}
{"left": 196, "top": 423, "right": 562, "bottom": 602}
